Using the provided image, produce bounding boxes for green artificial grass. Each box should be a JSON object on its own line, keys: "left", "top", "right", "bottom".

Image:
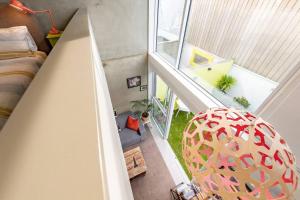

{"left": 167, "top": 110, "right": 194, "bottom": 180}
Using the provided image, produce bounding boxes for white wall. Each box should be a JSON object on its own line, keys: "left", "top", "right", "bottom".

{"left": 260, "top": 67, "right": 300, "bottom": 169}
{"left": 228, "top": 66, "right": 278, "bottom": 112}
{"left": 150, "top": 52, "right": 300, "bottom": 198}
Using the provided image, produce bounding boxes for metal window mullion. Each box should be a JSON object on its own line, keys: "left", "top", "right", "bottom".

{"left": 152, "top": 97, "right": 169, "bottom": 135}
{"left": 175, "top": 0, "right": 192, "bottom": 69}
{"left": 164, "top": 92, "right": 177, "bottom": 140}
{"left": 153, "top": 97, "right": 168, "bottom": 116}
{"left": 153, "top": 0, "right": 159, "bottom": 53}
{"left": 150, "top": 114, "right": 165, "bottom": 137}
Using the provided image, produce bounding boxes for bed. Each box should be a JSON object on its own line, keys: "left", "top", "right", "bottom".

{"left": 0, "top": 26, "right": 47, "bottom": 130}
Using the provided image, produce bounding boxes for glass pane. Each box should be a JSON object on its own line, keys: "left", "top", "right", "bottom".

{"left": 152, "top": 74, "right": 173, "bottom": 135}
{"left": 168, "top": 96, "right": 194, "bottom": 179}
{"left": 155, "top": 75, "right": 170, "bottom": 108}
{"left": 179, "top": 0, "right": 300, "bottom": 112}
{"left": 152, "top": 100, "right": 167, "bottom": 132}
{"left": 156, "top": 0, "right": 186, "bottom": 65}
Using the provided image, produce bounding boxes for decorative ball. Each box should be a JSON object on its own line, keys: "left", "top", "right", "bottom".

{"left": 182, "top": 108, "right": 298, "bottom": 200}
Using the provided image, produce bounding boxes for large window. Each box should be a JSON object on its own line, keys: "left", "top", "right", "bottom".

{"left": 155, "top": 0, "right": 300, "bottom": 112}
{"left": 156, "top": 0, "right": 186, "bottom": 65}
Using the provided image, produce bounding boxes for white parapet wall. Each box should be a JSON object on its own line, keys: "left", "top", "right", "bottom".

{"left": 88, "top": 15, "right": 134, "bottom": 200}
{"left": 0, "top": 8, "right": 133, "bottom": 200}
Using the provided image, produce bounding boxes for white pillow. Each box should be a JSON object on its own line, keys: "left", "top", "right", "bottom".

{"left": 0, "top": 26, "right": 37, "bottom": 52}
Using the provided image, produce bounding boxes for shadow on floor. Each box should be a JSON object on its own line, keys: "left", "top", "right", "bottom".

{"left": 124, "top": 127, "right": 175, "bottom": 200}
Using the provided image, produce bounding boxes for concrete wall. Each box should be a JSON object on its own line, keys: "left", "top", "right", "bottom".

{"left": 89, "top": 0, "right": 148, "bottom": 113}
{"left": 6, "top": 0, "right": 148, "bottom": 59}
{"left": 0, "top": 0, "right": 149, "bottom": 112}
{"left": 88, "top": 0, "right": 148, "bottom": 113}
{"left": 103, "top": 54, "right": 148, "bottom": 113}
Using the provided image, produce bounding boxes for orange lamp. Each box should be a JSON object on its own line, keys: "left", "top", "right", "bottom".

{"left": 9, "top": 0, "right": 60, "bottom": 35}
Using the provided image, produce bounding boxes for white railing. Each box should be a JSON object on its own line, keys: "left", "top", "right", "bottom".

{"left": 88, "top": 14, "right": 134, "bottom": 200}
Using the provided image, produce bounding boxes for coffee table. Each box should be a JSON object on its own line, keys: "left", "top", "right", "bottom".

{"left": 124, "top": 146, "right": 147, "bottom": 179}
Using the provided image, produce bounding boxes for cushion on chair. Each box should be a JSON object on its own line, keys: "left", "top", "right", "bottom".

{"left": 126, "top": 115, "right": 139, "bottom": 132}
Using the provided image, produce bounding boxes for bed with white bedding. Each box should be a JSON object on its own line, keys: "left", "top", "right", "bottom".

{"left": 0, "top": 26, "right": 46, "bottom": 130}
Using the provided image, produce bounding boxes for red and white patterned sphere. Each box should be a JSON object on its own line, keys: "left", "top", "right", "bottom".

{"left": 182, "top": 108, "right": 298, "bottom": 200}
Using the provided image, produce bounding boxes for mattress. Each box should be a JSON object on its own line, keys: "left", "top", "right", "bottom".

{"left": 0, "top": 51, "right": 46, "bottom": 130}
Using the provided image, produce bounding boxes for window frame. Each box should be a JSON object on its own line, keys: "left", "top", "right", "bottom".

{"left": 154, "top": 0, "right": 191, "bottom": 68}
{"left": 152, "top": 0, "right": 224, "bottom": 109}
{"left": 150, "top": 0, "right": 298, "bottom": 115}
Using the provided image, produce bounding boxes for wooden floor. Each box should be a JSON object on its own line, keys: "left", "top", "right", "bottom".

{"left": 124, "top": 127, "right": 175, "bottom": 200}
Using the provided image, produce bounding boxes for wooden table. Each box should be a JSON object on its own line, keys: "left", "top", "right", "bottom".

{"left": 124, "top": 146, "right": 147, "bottom": 179}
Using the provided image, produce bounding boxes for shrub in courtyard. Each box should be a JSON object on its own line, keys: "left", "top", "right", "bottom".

{"left": 216, "top": 75, "right": 236, "bottom": 93}
{"left": 234, "top": 96, "right": 250, "bottom": 108}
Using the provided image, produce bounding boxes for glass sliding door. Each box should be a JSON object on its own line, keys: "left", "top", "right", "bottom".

{"left": 151, "top": 74, "right": 175, "bottom": 138}
{"left": 152, "top": 98, "right": 168, "bottom": 133}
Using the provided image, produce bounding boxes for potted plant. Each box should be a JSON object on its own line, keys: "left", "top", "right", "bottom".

{"left": 130, "top": 99, "right": 153, "bottom": 121}
{"left": 234, "top": 96, "right": 251, "bottom": 108}
{"left": 216, "top": 75, "right": 236, "bottom": 93}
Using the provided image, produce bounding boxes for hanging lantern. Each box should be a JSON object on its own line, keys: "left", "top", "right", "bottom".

{"left": 182, "top": 108, "right": 298, "bottom": 199}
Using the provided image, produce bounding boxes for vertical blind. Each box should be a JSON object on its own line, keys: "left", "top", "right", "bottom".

{"left": 186, "top": 0, "right": 300, "bottom": 82}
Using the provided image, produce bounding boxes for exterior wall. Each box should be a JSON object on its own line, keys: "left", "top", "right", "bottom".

{"left": 227, "top": 65, "right": 278, "bottom": 112}
{"left": 186, "top": 0, "right": 300, "bottom": 82}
